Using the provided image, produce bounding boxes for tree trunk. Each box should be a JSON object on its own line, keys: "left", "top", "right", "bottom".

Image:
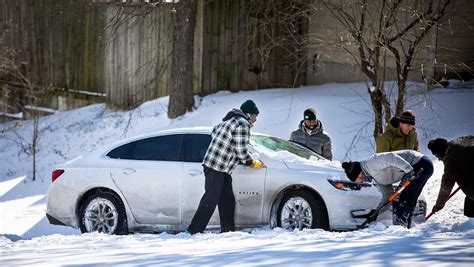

{"left": 368, "top": 84, "right": 384, "bottom": 140}
{"left": 396, "top": 77, "right": 405, "bottom": 116}
{"left": 168, "top": 0, "right": 197, "bottom": 118}
{"left": 32, "top": 115, "right": 38, "bottom": 181}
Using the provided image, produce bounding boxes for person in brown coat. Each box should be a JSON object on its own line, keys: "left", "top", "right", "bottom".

{"left": 428, "top": 136, "right": 474, "bottom": 217}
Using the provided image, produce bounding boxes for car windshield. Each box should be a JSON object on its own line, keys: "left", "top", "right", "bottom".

{"left": 250, "top": 135, "right": 326, "bottom": 161}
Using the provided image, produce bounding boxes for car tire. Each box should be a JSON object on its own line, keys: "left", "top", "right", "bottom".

{"left": 79, "top": 191, "right": 128, "bottom": 235}
{"left": 277, "top": 190, "right": 329, "bottom": 230}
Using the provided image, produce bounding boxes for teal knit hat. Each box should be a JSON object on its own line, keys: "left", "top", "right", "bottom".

{"left": 240, "top": 100, "right": 259, "bottom": 115}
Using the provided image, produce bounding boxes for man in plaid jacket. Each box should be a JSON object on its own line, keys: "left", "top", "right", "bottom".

{"left": 187, "top": 100, "right": 265, "bottom": 234}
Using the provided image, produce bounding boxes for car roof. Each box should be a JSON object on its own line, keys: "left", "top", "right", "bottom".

{"left": 90, "top": 126, "right": 268, "bottom": 159}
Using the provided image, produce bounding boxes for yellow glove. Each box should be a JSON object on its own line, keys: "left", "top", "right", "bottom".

{"left": 250, "top": 159, "right": 265, "bottom": 168}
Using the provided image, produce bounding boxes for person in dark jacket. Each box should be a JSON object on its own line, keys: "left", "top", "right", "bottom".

{"left": 187, "top": 100, "right": 265, "bottom": 235}
{"left": 290, "top": 108, "right": 333, "bottom": 160}
{"left": 376, "top": 110, "right": 420, "bottom": 153}
{"left": 428, "top": 136, "right": 474, "bottom": 217}
{"left": 342, "top": 150, "right": 433, "bottom": 228}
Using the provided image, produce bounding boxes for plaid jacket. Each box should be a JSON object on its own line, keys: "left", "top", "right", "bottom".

{"left": 203, "top": 109, "right": 253, "bottom": 174}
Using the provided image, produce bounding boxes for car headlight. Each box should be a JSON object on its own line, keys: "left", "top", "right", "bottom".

{"left": 327, "top": 180, "right": 372, "bottom": 191}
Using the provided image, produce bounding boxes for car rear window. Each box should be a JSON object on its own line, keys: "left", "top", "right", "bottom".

{"left": 107, "top": 134, "right": 184, "bottom": 161}
{"left": 106, "top": 142, "right": 135, "bottom": 159}
{"left": 133, "top": 135, "right": 183, "bottom": 161}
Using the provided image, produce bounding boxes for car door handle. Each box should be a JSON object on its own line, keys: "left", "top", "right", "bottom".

{"left": 121, "top": 168, "right": 136, "bottom": 175}
{"left": 187, "top": 170, "right": 202, "bottom": 177}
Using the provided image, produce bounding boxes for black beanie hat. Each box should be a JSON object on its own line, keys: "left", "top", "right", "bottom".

{"left": 428, "top": 138, "right": 448, "bottom": 158}
{"left": 342, "top": 161, "right": 362, "bottom": 182}
{"left": 304, "top": 108, "right": 317, "bottom": 120}
{"left": 398, "top": 110, "right": 416, "bottom": 125}
{"left": 240, "top": 100, "right": 259, "bottom": 115}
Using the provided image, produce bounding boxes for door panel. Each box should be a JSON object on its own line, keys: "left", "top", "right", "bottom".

{"left": 110, "top": 160, "right": 182, "bottom": 224}
{"left": 232, "top": 165, "right": 266, "bottom": 225}
{"left": 181, "top": 162, "right": 217, "bottom": 225}
{"left": 107, "top": 134, "right": 184, "bottom": 225}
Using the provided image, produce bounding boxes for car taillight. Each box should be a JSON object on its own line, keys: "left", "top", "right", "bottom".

{"left": 52, "top": 169, "right": 65, "bottom": 182}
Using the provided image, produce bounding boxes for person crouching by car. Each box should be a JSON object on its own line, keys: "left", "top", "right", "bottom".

{"left": 428, "top": 136, "right": 474, "bottom": 218}
{"left": 342, "top": 150, "right": 433, "bottom": 228}
{"left": 290, "top": 108, "right": 333, "bottom": 160}
{"left": 186, "top": 100, "right": 265, "bottom": 235}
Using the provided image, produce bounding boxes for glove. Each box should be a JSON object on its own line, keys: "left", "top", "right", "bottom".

{"left": 432, "top": 204, "right": 444, "bottom": 213}
{"left": 432, "top": 189, "right": 450, "bottom": 213}
{"left": 403, "top": 171, "right": 417, "bottom": 182}
{"left": 250, "top": 159, "right": 265, "bottom": 168}
{"left": 366, "top": 209, "right": 378, "bottom": 223}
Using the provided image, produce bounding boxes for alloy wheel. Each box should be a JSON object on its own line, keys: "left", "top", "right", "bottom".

{"left": 83, "top": 197, "right": 119, "bottom": 234}
{"left": 280, "top": 196, "right": 313, "bottom": 230}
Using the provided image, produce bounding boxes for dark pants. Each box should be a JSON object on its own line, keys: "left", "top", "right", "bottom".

{"left": 188, "top": 166, "right": 235, "bottom": 234}
{"left": 465, "top": 197, "right": 474, "bottom": 217}
{"left": 394, "top": 156, "right": 434, "bottom": 217}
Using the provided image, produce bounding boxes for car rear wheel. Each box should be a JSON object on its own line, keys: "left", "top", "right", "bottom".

{"left": 277, "top": 190, "right": 329, "bottom": 230}
{"left": 79, "top": 191, "right": 128, "bottom": 235}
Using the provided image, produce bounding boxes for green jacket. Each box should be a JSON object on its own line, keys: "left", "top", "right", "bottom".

{"left": 376, "top": 118, "right": 419, "bottom": 153}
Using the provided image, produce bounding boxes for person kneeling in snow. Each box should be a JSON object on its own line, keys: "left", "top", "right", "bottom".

{"left": 428, "top": 136, "right": 474, "bottom": 218}
{"left": 342, "top": 150, "right": 433, "bottom": 228}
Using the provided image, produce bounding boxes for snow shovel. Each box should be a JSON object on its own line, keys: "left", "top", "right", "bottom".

{"left": 424, "top": 186, "right": 461, "bottom": 222}
{"left": 357, "top": 168, "right": 424, "bottom": 229}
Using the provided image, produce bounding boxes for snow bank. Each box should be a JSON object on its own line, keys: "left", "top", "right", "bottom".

{"left": 1, "top": 82, "right": 473, "bottom": 265}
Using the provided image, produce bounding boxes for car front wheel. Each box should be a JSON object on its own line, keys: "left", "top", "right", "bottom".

{"left": 79, "top": 191, "right": 128, "bottom": 235}
{"left": 277, "top": 190, "right": 328, "bottom": 231}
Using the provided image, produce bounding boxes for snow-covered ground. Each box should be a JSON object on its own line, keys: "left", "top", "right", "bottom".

{"left": 1, "top": 81, "right": 473, "bottom": 265}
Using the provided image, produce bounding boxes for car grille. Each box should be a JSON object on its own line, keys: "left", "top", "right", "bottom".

{"left": 411, "top": 200, "right": 427, "bottom": 224}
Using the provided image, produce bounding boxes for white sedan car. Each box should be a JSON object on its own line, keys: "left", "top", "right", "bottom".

{"left": 46, "top": 127, "right": 426, "bottom": 234}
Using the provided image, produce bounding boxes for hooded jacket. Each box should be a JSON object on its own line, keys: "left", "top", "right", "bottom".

{"left": 376, "top": 117, "right": 419, "bottom": 153}
{"left": 202, "top": 109, "right": 253, "bottom": 174}
{"left": 361, "top": 150, "right": 424, "bottom": 211}
{"left": 435, "top": 135, "right": 474, "bottom": 210}
{"left": 290, "top": 120, "right": 333, "bottom": 160}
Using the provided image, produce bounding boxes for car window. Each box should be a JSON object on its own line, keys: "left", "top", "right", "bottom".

{"left": 106, "top": 142, "right": 135, "bottom": 159}
{"left": 250, "top": 135, "right": 325, "bottom": 160}
{"left": 183, "top": 134, "right": 212, "bottom": 162}
{"left": 133, "top": 134, "right": 183, "bottom": 161}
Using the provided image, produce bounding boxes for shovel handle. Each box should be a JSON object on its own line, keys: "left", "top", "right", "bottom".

{"left": 357, "top": 168, "right": 424, "bottom": 229}
{"left": 425, "top": 187, "right": 462, "bottom": 222}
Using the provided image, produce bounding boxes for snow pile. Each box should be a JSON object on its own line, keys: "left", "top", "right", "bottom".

{"left": 1, "top": 82, "right": 474, "bottom": 265}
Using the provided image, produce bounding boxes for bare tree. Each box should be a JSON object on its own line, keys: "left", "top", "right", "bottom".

{"left": 243, "top": 0, "right": 309, "bottom": 88}
{"left": 318, "top": 0, "right": 453, "bottom": 139}
{"left": 167, "top": 0, "right": 197, "bottom": 118}
{"left": 0, "top": 50, "right": 52, "bottom": 181}
{"left": 99, "top": 1, "right": 197, "bottom": 118}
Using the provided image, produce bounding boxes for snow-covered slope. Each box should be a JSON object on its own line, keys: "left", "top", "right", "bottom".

{"left": 1, "top": 82, "right": 473, "bottom": 265}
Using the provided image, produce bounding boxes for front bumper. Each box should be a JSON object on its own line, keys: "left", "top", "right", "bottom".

{"left": 324, "top": 186, "right": 381, "bottom": 230}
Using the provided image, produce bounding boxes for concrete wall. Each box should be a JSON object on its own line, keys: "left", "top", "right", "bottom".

{"left": 306, "top": 0, "right": 474, "bottom": 85}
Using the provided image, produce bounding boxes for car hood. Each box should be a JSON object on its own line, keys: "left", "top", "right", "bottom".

{"left": 284, "top": 160, "right": 348, "bottom": 180}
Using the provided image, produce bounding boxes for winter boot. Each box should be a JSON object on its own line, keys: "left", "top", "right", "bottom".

{"left": 393, "top": 201, "right": 411, "bottom": 228}
{"left": 406, "top": 212, "right": 414, "bottom": 229}
{"left": 393, "top": 213, "right": 409, "bottom": 227}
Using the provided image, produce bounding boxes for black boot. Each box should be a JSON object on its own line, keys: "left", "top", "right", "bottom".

{"left": 393, "top": 201, "right": 410, "bottom": 228}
